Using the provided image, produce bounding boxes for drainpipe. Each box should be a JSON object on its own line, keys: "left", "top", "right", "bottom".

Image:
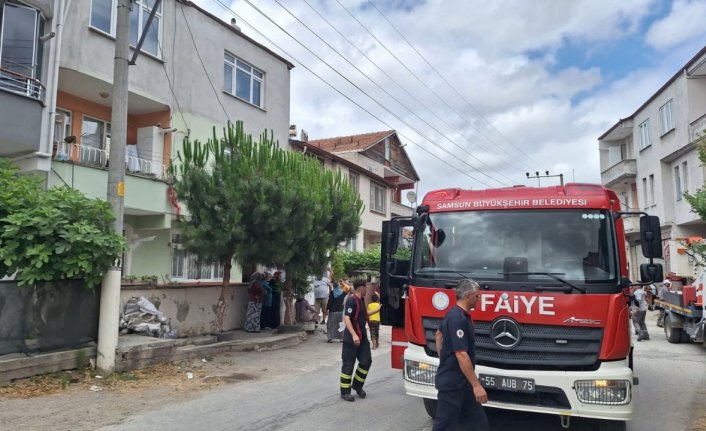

{"left": 40, "top": 0, "right": 68, "bottom": 172}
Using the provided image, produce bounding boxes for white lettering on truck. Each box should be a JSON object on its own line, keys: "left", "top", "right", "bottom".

{"left": 479, "top": 294, "right": 555, "bottom": 316}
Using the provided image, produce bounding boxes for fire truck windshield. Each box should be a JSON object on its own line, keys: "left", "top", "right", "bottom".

{"left": 412, "top": 209, "right": 618, "bottom": 287}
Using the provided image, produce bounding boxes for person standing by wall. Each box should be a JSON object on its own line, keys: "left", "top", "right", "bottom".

{"left": 339, "top": 280, "right": 372, "bottom": 402}
{"left": 314, "top": 273, "right": 331, "bottom": 324}
{"left": 432, "top": 279, "right": 489, "bottom": 431}
{"left": 656, "top": 280, "right": 671, "bottom": 328}
{"left": 244, "top": 273, "right": 264, "bottom": 333}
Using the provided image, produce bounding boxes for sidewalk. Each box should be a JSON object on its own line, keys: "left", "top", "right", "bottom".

{"left": 1, "top": 327, "right": 308, "bottom": 382}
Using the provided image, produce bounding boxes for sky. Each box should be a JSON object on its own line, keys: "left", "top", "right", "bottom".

{"left": 194, "top": 0, "right": 706, "bottom": 199}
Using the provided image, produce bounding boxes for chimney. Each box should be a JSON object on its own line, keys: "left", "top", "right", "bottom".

{"left": 230, "top": 18, "right": 241, "bottom": 32}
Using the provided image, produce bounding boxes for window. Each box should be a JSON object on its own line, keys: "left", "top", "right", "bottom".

{"left": 675, "top": 166, "right": 682, "bottom": 200}
{"left": 348, "top": 171, "right": 359, "bottom": 194}
{"left": 0, "top": 2, "right": 45, "bottom": 98}
{"left": 384, "top": 138, "right": 390, "bottom": 161}
{"left": 639, "top": 119, "right": 651, "bottom": 150}
{"left": 649, "top": 174, "right": 655, "bottom": 206}
{"left": 370, "top": 182, "right": 386, "bottom": 214}
{"left": 642, "top": 178, "right": 647, "bottom": 209}
{"left": 224, "top": 52, "right": 263, "bottom": 107}
{"left": 171, "top": 235, "right": 224, "bottom": 280}
{"left": 660, "top": 100, "right": 674, "bottom": 136}
{"left": 682, "top": 161, "right": 689, "bottom": 193}
{"left": 345, "top": 236, "right": 357, "bottom": 252}
{"left": 54, "top": 109, "right": 72, "bottom": 142}
{"left": 90, "top": 0, "right": 162, "bottom": 57}
{"left": 81, "top": 116, "right": 111, "bottom": 165}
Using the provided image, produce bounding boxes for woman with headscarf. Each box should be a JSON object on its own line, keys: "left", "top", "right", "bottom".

{"left": 326, "top": 281, "right": 346, "bottom": 342}
{"left": 260, "top": 271, "right": 275, "bottom": 330}
{"left": 244, "top": 272, "right": 264, "bottom": 332}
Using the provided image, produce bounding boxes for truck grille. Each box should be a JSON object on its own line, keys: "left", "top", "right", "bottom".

{"left": 422, "top": 317, "right": 603, "bottom": 371}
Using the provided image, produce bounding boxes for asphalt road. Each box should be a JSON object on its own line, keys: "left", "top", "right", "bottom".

{"left": 103, "top": 311, "right": 706, "bottom": 431}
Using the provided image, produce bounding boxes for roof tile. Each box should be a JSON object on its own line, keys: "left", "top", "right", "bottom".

{"left": 307, "top": 130, "right": 394, "bottom": 153}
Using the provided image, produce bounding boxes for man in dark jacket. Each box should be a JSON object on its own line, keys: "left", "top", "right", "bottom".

{"left": 433, "top": 278, "right": 489, "bottom": 431}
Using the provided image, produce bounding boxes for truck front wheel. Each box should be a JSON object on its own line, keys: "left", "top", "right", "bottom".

{"left": 664, "top": 315, "right": 682, "bottom": 343}
{"left": 423, "top": 398, "right": 437, "bottom": 419}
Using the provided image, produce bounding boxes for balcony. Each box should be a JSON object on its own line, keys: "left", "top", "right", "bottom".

{"left": 0, "top": 69, "right": 45, "bottom": 157}
{"left": 689, "top": 114, "right": 706, "bottom": 144}
{"left": 391, "top": 200, "right": 414, "bottom": 217}
{"left": 53, "top": 142, "right": 167, "bottom": 180}
{"left": 601, "top": 159, "right": 636, "bottom": 188}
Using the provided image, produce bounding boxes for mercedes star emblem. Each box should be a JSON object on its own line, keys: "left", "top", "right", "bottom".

{"left": 490, "top": 318, "right": 522, "bottom": 349}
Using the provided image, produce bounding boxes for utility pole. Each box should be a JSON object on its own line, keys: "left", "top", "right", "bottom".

{"left": 526, "top": 171, "right": 564, "bottom": 186}
{"left": 97, "top": 0, "right": 131, "bottom": 375}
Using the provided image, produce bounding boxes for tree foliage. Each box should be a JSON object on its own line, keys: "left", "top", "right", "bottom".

{"left": 168, "top": 121, "right": 363, "bottom": 327}
{"left": 0, "top": 158, "right": 125, "bottom": 288}
{"left": 339, "top": 245, "right": 382, "bottom": 276}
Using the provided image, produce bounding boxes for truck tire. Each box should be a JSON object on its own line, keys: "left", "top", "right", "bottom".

{"left": 423, "top": 398, "right": 437, "bottom": 419}
{"left": 597, "top": 419, "right": 627, "bottom": 431}
{"left": 664, "top": 315, "right": 682, "bottom": 344}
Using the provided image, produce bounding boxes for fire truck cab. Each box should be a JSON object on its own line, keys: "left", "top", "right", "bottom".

{"left": 379, "top": 184, "right": 664, "bottom": 430}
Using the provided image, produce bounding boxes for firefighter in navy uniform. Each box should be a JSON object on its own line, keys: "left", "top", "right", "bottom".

{"left": 433, "top": 279, "right": 489, "bottom": 431}
{"left": 339, "top": 280, "right": 372, "bottom": 402}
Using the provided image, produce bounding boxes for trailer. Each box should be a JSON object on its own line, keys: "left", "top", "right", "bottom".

{"left": 654, "top": 271, "right": 706, "bottom": 344}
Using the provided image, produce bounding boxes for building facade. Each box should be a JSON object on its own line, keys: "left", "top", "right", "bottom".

{"left": 293, "top": 130, "right": 419, "bottom": 252}
{"left": 3, "top": 0, "right": 292, "bottom": 282}
{"left": 599, "top": 45, "right": 706, "bottom": 281}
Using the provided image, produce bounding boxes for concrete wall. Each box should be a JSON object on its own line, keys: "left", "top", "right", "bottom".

{"left": 120, "top": 284, "right": 250, "bottom": 337}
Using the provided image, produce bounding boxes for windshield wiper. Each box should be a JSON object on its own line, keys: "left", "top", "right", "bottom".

{"left": 500, "top": 272, "right": 587, "bottom": 294}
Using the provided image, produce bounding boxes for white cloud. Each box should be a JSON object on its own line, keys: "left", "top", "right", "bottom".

{"left": 645, "top": 0, "right": 706, "bottom": 51}
{"left": 194, "top": 0, "right": 697, "bottom": 199}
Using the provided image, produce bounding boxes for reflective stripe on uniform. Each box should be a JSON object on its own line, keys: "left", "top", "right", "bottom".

{"left": 357, "top": 367, "right": 368, "bottom": 375}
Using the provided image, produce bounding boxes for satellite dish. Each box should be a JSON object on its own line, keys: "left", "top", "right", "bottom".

{"left": 406, "top": 190, "right": 417, "bottom": 205}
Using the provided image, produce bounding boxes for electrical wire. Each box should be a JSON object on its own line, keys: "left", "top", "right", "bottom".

{"left": 208, "top": 0, "right": 493, "bottom": 187}
{"left": 272, "top": 0, "right": 514, "bottom": 185}
{"left": 366, "top": 0, "right": 541, "bottom": 167}
{"left": 332, "top": 0, "right": 533, "bottom": 175}
{"left": 233, "top": 0, "right": 507, "bottom": 186}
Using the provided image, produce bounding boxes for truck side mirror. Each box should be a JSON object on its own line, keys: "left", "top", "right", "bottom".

{"left": 639, "top": 263, "right": 663, "bottom": 283}
{"left": 640, "top": 215, "right": 662, "bottom": 259}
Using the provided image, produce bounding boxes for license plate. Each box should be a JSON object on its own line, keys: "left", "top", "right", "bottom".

{"left": 479, "top": 374, "right": 535, "bottom": 393}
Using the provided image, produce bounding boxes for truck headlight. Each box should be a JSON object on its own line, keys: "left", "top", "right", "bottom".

{"left": 404, "top": 360, "right": 437, "bottom": 386}
{"left": 574, "top": 380, "right": 631, "bottom": 405}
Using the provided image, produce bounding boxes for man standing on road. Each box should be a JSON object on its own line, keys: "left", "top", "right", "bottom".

{"left": 656, "top": 280, "right": 671, "bottom": 327}
{"left": 339, "top": 280, "right": 372, "bottom": 402}
{"left": 632, "top": 286, "right": 650, "bottom": 341}
{"left": 433, "top": 279, "right": 489, "bottom": 431}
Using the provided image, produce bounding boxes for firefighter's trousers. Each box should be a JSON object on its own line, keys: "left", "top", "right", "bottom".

{"left": 340, "top": 339, "right": 372, "bottom": 395}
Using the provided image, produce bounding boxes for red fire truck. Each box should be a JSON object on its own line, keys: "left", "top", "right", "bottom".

{"left": 380, "top": 183, "right": 663, "bottom": 431}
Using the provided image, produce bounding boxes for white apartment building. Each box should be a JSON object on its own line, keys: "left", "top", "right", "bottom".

{"left": 598, "top": 45, "right": 706, "bottom": 281}
{"left": 290, "top": 130, "right": 419, "bottom": 252}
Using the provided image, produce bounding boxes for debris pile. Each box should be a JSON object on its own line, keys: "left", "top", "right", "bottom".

{"left": 119, "top": 296, "right": 177, "bottom": 338}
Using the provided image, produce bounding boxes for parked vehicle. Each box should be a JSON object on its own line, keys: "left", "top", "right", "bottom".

{"left": 379, "top": 183, "right": 663, "bottom": 431}
{"left": 655, "top": 270, "right": 706, "bottom": 344}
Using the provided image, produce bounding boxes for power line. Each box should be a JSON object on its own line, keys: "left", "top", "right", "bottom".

{"left": 367, "top": 0, "right": 541, "bottom": 167}
{"left": 180, "top": 4, "right": 231, "bottom": 124}
{"left": 272, "top": 0, "right": 514, "bottom": 185}
{"left": 209, "top": 0, "right": 494, "bottom": 187}
{"left": 235, "top": 0, "right": 508, "bottom": 186}
{"left": 332, "top": 0, "right": 531, "bottom": 177}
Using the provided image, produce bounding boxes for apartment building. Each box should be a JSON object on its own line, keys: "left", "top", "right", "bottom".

{"left": 292, "top": 130, "right": 419, "bottom": 252}
{"left": 0, "top": 0, "right": 64, "bottom": 174}
{"left": 2, "top": 0, "right": 293, "bottom": 281}
{"left": 598, "top": 45, "right": 706, "bottom": 281}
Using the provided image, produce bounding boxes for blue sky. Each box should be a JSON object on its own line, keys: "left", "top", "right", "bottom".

{"left": 198, "top": 0, "right": 706, "bottom": 195}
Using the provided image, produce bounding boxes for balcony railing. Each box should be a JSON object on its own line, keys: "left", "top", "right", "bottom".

{"left": 0, "top": 66, "right": 45, "bottom": 102}
{"left": 601, "top": 159, "right": 636, "bottom": 187}
{"left": 53, "top": 142, "right": 166, "bottom": 179}
{"left": 689, "top": 113, "right": 706, "bottom": 144}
